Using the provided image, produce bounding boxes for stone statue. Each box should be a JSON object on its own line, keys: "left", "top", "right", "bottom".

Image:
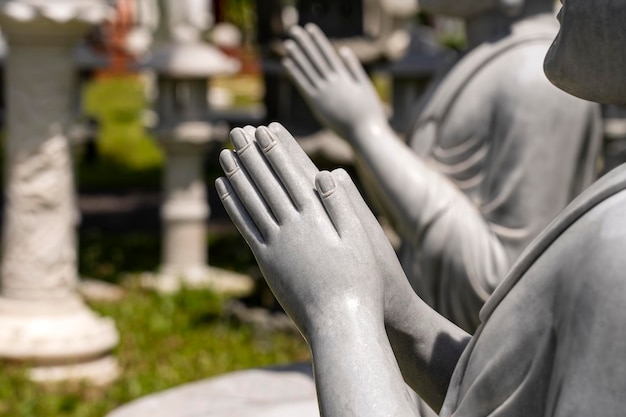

{"left": 136, "top": 0, "right": 213, "bottom": 45}
{"left": 216, "top": 0, "right": 626, "bottom": 414}
{"left": 282, "top": 0, "right": 602, "bottom": 333}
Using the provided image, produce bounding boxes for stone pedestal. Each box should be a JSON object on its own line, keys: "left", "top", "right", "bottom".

{"left": 0, "top": 0, "right": 119, "bottom": 384}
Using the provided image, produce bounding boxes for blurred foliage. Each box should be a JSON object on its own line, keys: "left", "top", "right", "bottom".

{"left": 0, "top": 288, "right": 309, "bottom": 417}
{"left": 79, "top": 232, "right": 161, "bottom": 282}
{"left": 79, "top": 229, "right": 256, "bottom": 285}
{"left": 439, "top": 32, "right": 467, "bottom": 51}
{"left": 83, "top": 76, "right": 163, "bottom": 173}
{"left": 222, "top": 0, "right": 257, "bottom": 43}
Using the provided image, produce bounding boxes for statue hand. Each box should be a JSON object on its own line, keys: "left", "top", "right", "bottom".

{"left": 330, "top": 168, "right": 411, "bottom": 315}
{"left": 216, "top": 126, "right": 386, "bottom": 339}
{"left": 249, "top": 122, "right": 411, "bottom": 320}
{"left": 283, "top": 24, "right": 388, "bottom": 140}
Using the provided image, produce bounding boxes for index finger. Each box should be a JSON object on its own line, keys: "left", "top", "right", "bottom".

{"left": 268, "top": 122, "right": 319, "bottom": 182}
{"left": 256, "top": 125, "right": 317, "bottom": 211}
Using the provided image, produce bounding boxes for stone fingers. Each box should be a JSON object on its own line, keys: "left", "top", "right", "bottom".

{"left": 229, "top": 128, "right": 295, "bottom": 223}
{"left": 219, "top": 149, "right": 277, "bottom": 240}
{"left": 284, "top": 39, "right": 321, "bottom": 90}
{"left": 283, "top": 56, "right": 316, "bottom": 98}
{"left": 268, "top": 122, "right": 319, "bottom": 183}
{"left": 338, "top": 46, "right": 369, "bottom": 84}
{"left": 288, "top": 24, "right": 334, "bottom": 78}
{"left": 215, "top": 176, "right": 264, "bottom": 248}
{"left": 304, "top": 23, "right": 344, "bottom": 73}
{"left": 316, "top": 171, "right": 360, "bottom": 238}
{"left": 332, "top": 168, "right": 380, "bottom": 234}
{"left": 255, "top": 126, "right": 317, "bottom": 212}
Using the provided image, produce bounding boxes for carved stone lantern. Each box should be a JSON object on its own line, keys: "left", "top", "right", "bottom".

{"left": 145, "top": 16, "right": 250, "bottom": 293}
{"left": 0, "top": 0, "right": 119, "bottom": 384}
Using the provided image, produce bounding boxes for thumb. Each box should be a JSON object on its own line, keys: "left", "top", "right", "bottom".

{"left": 316, "top": 171, "right": 359, "bottom": 238}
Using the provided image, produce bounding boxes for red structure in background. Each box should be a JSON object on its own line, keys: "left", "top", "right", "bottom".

{"left": 87, "top": 0, "right": 137, "bottom": 76}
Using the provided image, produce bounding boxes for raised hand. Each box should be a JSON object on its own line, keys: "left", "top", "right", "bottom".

{"left": 283, "top": 24, "right": 388, "bottom": 140}
{"left": 215, "top": 125, "right": 387, "bottom": 340}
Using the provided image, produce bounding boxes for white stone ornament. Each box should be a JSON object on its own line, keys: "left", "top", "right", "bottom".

{"left": 0, "top": 0, "right": 119, "bottom": 384}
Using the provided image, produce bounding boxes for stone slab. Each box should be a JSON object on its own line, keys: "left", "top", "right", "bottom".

{"left": 138, "top": 266, "right": 255, "bottom": 296}
{"left": 106, "top": 362, "right": 319, "bottom": 417}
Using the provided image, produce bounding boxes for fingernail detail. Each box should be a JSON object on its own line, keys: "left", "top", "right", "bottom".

{"left": 284, "top": 39, "right": 295, "bottom": 50}
{"left": 230, "top": 128, "right": 251, "bottom": 152}
{"left": 316, "top": 172, "right": 336, "bottom": 197}
{"left": 256, "top": 127, "right": 277, "bottom": 152}
{"left": 220, "top": 151, "right": 240, "bottom": 177}
{"left": 215, "top": 178, "right": 230, "bottom": 199}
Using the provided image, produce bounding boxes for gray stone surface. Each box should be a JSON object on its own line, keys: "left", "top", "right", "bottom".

{"left": 215, "top": 0, "right": 626, "bottom": 414}
{"left": 283, "top": 3, "right": 601, "bottom": 334}
{"left": 217, "top": 124, "right": 463, "bottom": 415}
{"left": 107, "top": 363, "right": 319, "bottom": 417}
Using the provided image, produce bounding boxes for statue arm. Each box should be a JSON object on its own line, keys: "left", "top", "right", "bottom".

{"left": 332, "top": 166, "right": 471, "bottom": 412}
{"left": 349, "top": 116, "right": 518, "bottom": 333}
{"left": 281, "top": 24, "right": 467, "bottom": 251}
{"left": 216, "top": 124, "right": 471, "bottom": 415}
{"left": 283, "top": 25, "right": 513, "bottom": 332}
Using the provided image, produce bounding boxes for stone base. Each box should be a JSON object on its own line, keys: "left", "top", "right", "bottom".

{"left": 106, "top": 362, "right": 319, "bottom": 417}
{"left": 0, "top": 296, "right": 119, "bottom": 385}
{"left": 140, "top": 266, "right": 254, "bottom": 296}
{"left": 31, "top": 355, "right": 119, "bottom": 386}
{"left": 79, "top": 278, "right": 125, "bottom": 302}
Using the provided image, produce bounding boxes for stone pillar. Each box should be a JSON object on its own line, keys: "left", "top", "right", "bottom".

{"left": 0, "top": 0, "right": 119, "bottom": 384}
{"left": 159, "top": 122, "right": 216, "bottom": 285}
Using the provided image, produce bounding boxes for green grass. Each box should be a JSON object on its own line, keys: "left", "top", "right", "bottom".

{"left": 0, "top": 287, "right": 309, "bottom": 417}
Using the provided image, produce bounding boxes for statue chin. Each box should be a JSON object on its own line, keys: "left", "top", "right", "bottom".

{"left": 544, "top": 33, "right": 626, "bottom": 106}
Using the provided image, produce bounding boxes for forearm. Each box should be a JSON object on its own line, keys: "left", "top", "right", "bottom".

{"left": 350, "top": 121, "right": 509, "bottom": 329}
{"left": 348, "top": 120, "right": 459, "bottom": 240}
{"left": 383, "top": 275, "right": 471, "bottom": 412}
{"left": 309, "top": 309, "right": 418, "bottom": 417}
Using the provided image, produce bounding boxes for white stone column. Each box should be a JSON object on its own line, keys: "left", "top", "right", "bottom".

{"left": 0, "top": 0, "right": 119, "bottom": 384}
{"left": 159, "top": 123, "right": 215, "bottom": 284}
{"left": 152, "top": 121, "right": 253, "bottom": 295}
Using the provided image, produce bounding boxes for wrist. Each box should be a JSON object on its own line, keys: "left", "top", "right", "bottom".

{"left": 347, "top": 117, "right": 394, "bottom": 152}
{"left": 305, "top": 302, "right": 385, "bottom": 349}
